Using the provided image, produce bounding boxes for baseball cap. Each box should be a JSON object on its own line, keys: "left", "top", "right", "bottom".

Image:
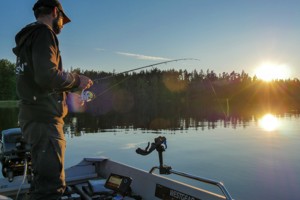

{"left": 33, "top": 0, "right": 71, "bottom": 24}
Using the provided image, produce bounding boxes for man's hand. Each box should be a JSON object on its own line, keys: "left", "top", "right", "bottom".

{"left": 78, "top": 75, "right": 93, "bottom": 90}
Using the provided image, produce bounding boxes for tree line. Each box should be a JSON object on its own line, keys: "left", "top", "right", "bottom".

{"left": 0, "top": 59, "right": 17, "bottom": 100}
{"left": 1, "top": 58, "right": 300, "bottom": 120}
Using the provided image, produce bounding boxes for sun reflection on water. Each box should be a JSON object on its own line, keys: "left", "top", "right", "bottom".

{"left": 258, "top": 113, "right": 280, "bottom": 132}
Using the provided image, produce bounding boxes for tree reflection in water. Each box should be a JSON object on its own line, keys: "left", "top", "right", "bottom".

{"left": 63, "top": 109, "right": 300, "bottom": 136}
{"left": 1, "top": 107, "right": 300, "bottom": 136}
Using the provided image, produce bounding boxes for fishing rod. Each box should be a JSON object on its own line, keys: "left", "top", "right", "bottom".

{"left": 92, "top": 58, "right": 201, "bottom": 82}
{"left": 79, "top": 58, "right": 229, "bottom": 119}
{"left": 80, "top": 58, "right": 201, "bottom": 103}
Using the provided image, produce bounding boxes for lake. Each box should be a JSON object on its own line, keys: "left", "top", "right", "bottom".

{"left": 66, "top": 115, "right": 300, "bottom": 200}
{"left": 1, "top": 107, "right": 300, "bottom": 200}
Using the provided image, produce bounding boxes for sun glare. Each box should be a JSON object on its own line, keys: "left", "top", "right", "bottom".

{"left": 255, "top": 62, "right": 290, "bottom": 82}
{"left": 258, "top": 114, "right": 280, "bottom": 132}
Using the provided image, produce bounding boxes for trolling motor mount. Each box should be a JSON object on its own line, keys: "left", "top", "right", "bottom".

{"left": 136, "top": 136, "right": 171, "bottom": 174}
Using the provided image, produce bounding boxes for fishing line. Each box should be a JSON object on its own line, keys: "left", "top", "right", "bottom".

{"left": 80, "top": 58, "right": 201, "bottom": 103}
{"left": 207, "top": 80, "right": 228, "bottom": 118}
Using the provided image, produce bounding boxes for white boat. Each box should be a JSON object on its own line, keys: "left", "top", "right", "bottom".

{"left": 0, "top": 128, "right": 234, "bottom": 200}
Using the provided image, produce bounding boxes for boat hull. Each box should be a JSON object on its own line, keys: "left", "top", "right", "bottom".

{"left": 0, "top": 157, "right": 228, "bottom": 200}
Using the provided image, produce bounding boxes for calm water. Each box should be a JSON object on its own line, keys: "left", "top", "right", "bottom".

{"left": 64, "top": 114, "right": 300, "bottom": 200}
{"left": 1, "top": 108, "right": 300, "bottom": 200}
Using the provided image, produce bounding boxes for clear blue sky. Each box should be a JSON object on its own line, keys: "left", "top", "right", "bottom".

{"left": 1, "top": 0, "right": 300, "bottom": 78}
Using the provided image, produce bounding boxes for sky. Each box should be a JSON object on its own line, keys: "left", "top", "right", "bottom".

{"left": 1, "top": 0, "right": 300, "bottom": 79}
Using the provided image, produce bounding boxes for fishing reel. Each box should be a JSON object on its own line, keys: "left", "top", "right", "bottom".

{"left": 80, "top": 89, "right": 96, "bottom": 103}
{"left": 0, "top": 128, "right": 32, "bottom": 182}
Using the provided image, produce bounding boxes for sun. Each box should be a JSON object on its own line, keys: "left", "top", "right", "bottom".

{"left": 254, "top": 62, "right": 290, "bottom": 82}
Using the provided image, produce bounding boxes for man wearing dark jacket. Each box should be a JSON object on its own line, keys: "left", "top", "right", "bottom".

{"left": 13, "top": 0, "right": 93, "bottom": 199}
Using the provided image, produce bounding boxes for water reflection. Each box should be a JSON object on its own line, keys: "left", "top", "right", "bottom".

{"left": 63, "top": 115, "right": 253, "bottom": 135}
{"left": 258, "top": 113, "right": 280, "bottom": 131}
{"left": 1, "top": 107, "right": 300, "bottom": 136}
{"left": 62, "top": 112, "right": 294, "bottom": 136}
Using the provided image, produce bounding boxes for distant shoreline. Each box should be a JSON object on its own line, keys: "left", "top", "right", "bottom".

{"left": 0, "top": 100, "right": 18, "bottom": 108}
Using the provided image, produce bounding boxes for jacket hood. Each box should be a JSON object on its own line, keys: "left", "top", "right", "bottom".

{"left": 12, "top": 22, "right": 45, "bottom": 56}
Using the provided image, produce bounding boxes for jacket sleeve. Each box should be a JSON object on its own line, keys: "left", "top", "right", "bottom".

{"left": 31, "top": 26, "right": 80, "bottom": 91}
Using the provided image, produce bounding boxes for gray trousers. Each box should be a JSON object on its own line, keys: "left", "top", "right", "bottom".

{"left": 20, "top": 121, "right": 66, "bottom": 200}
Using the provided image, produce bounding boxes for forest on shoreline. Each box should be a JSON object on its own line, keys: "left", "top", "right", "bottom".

{"left": 1, "top": 58, "right": 300, "bottom": 122}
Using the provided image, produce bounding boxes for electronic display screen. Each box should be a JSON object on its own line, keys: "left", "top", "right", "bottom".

{"left": 107, "top": 175, "right": 123, "bottom": 188}
{"left": 104, "top": 173, "right": 132, "bottom": 195}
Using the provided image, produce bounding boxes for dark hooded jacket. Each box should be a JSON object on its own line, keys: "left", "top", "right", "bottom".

{"left": 13, "top": 22, "right": 80, "bottom": 124}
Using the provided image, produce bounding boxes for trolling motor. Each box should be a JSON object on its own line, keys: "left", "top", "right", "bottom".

{"left": 136, "top": 136, "right": 172, "bottom": 174}
{"left": 0, "top": 128, "right": 31, "bottom": 182}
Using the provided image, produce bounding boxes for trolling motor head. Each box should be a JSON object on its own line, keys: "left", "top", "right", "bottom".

{"left": 0, "top": 128, "right": 31, "bottom": 182}
{"left": 136, "top": 136, "right": 171, "bottom": 174}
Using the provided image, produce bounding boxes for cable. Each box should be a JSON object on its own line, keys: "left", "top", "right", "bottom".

{"left": 15, "top": 158, "right": 28, "bottom": 200}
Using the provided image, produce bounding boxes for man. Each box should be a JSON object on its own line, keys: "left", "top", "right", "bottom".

{"left": 12, "top": 0, "right": 93, "bottom": 199}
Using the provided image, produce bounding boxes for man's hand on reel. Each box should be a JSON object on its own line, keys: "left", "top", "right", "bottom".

{"left": 78, "top": 75, "right": 94, "bottom": 105}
